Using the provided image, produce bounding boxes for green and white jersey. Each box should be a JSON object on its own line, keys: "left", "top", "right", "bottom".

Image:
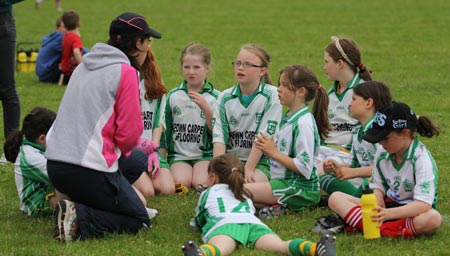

{"left": 346, "top": 117, "right": 380, "bottom": 187}
{"left": 14, "top": 139, "right": 53, "bottom": 217}
{"left": 164, "top": 80, "right": 220, "bottom": 161}
{"left": 325, "top": 74, "right": 363, "bottom": 150}
{"left": 270, "top": 106, "right": 320, "bottom": 191}
{"left": 370, "top": 137, "right": 438, "bottom": 208}
{"left": 193, "top": 183, "right": 268, "bottom": 242}
{"left": 140, "top": 80, "right": 166, "bottom": 141}
{"left": 213, "top": 82, "right": 282, "bottom": 163}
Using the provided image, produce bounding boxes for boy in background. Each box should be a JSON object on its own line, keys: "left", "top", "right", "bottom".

{"left": 36, "top": 17, "right": 66, "bottom": 83}
{"left": 59, "top": 9, "right": 83, "bottom": 85}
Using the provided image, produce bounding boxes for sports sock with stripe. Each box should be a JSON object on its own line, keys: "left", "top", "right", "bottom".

{"left": 319, "top": 174, "right": 359, "bottom": 196}
{"left": 200, "top": 243, "right": 221, "bottom": 256}
{"left": 288, "top": 238, "right": 316, "bottom": 256}
{"left": 380, "top": 218, "right": 415, "bottom": 238}
{"left": 344, "top": 205, "right": 363, "bottom": 231}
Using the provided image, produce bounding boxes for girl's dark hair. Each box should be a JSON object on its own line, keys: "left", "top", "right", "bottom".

{"left": 208, "top": 153, "right": 253, "bottom": 201}
{"left": 108, "top": 35, "right": 146, "bottom": 70}
{"left": 325, "top": 36, "right": 372, "bottom": 81}
{"left": 3, "top": 107, "right": 56, "bottom": 163}
{"left": 278, "top": 65, "right": 331, "bottom": 141}
{"left": 416, "top": 116, "right": 440, "bottom": 138}
{"left": 353, "top": 81, "right": 392, "bottom": 111}
{"left": 240, "top": 44, "right": 271, "bottom": 84}
{"left": 141, "top": 48, "right": 166, "bottom": 99}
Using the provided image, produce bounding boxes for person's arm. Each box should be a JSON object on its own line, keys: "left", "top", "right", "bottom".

{"left": 373, "top": 200, "right": 431, "bottom": 223}
{"left": 335, "top": 166, "right": 373, "bottom": 180}
{"left": 255, "top": 133, "right": 297, "bottom": 171}
{"left": 188, "top": 91, "right": 214, "bottom": 131}
{"left": 212, "top": 92, "right": 227, "bottom": 157}
{"left": 213, "top": 142, "right": 226, "bottom": 157}
{"left": 73, "top": 48, "right": 82, "bottom": 64}
{"left": 114, "top": 64, "right": 143, "bottom": 155}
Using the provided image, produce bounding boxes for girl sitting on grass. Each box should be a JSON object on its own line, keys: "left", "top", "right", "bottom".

{"left": 182, "top": 153, "right": 336, "bottom": 256}
{"left": 4, "top": 107, "right": 68, "bottom": 217}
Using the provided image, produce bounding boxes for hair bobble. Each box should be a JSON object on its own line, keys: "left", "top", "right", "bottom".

{"left": 231, "top": 167, "right": 238, "bottom": 173}
{"left": 358, "top": 62, "right": 364, "bottom": 69}
{"left": 317, "top": 83, "right": 322, "bottom": 90}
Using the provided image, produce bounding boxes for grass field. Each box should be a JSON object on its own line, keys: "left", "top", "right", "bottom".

{"left": 1, "top": 0, "right": 449, "bottom": 255}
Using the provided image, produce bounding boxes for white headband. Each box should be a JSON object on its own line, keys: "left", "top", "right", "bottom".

{"left": 331, "top": 36, "right": 354, "bottom": 66}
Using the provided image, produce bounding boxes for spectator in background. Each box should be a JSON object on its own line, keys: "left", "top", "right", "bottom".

{"left": 0, "top": 0, "right": 23, "bottom": 163}
{"left": 36, "top": 17, "right": 66, "bottom": 83}
{"left": 59, "top": 9, "right": 83, "bottom": 85}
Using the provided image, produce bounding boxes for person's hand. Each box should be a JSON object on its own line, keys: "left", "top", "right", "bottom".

{"left": 147, "top": 151, "right": 160, "bottom": 178}
{"left": 323, "top": 159, "right": 338, "bottom": 174}
{"left": 136, "top": 138, "right": 158, "bottom": 155}
{"left": 254, "top": 132, "right": 276, "bottom": 157}
{"left": 335, "top": 166, "right": 353, "bottom": 180}
{"left": 244, "top": 167, "right": 256, "bottom": 183}
{"left": 372, "top": 206, "right": 390, "bottom": 226}
{"left": 188, "top": 92, "right": 208, "bottom": 111}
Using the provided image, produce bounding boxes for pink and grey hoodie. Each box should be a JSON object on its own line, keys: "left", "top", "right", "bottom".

{"left": 45, "top": 43, "right": 143, "bottom": 173}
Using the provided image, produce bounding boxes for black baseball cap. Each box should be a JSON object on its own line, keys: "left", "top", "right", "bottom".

{"left": 109, "top": 12, "right": 162, "bottom": 40}
{"left": 363, "top": 102, "right": 417, "bottom": 143}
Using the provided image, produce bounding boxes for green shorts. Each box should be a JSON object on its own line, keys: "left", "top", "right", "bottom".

{"left": 157, "top": 150, "right": 169, "bottom": 169}
{"left": 169, "top": 157, "right": 212, "bottom": 167}
{"left": 206, "top": 223, "right": 274, "bottom": 248}
{"left": 270, "top": 179, "right": 320, "bottom": 211}
{"left": 242, "top": 161, "right": 271, "bottom": 180}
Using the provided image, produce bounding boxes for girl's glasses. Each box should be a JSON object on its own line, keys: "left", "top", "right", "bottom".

{"left": 232, "top": 61, "right": 263, "bottom": 69}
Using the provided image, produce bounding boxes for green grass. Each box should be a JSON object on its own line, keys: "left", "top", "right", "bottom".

{"left": 1, "top": 0, "right": 449, "bottom": 255}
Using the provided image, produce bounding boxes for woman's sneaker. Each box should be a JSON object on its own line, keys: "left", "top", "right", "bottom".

{"left": 258, "top": 204, "right": 288, "bottom": 218}
{"left": 146, "top": 207, "right": 159, "bottom": 219}
{"left": 316, "top": 232, "right": 336, "bottom": 256}
{"left": 181, "top": 240, "right": 203, "bottom": 256}
{"left": 53, "top": 199, "right": 80, "bottom": 242}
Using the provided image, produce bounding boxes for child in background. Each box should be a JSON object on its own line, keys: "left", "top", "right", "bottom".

{"left": 139, "top": 48, "right": 175, "bottom": 195}
{"left": 318, "top": 36, "right": 372, "bottom": 170}
{"left": 3, "top": 107, "right": 68, "bottom": 217}
{"left": 163, "top": 43, "right": 220, "bottom": 190}
{"left": 320, "top": 81, "right": 392, "bottom": 197}
{"left": 182, "top": 153, "right": 336, "bottom": 256}
{"left": 213, "top": 44, "right": 282, "bottom": 183}
{"left": 245, "top": 65, "right": 330, "bottom": 217}
{"left": 59, "top": 9, "right": 83, "bottom": 85}
{"left": 328, "top": 102, "right": 442, "bottom": 238}
{"left": 36, "top": 17, "right": 66, "bottom": 83}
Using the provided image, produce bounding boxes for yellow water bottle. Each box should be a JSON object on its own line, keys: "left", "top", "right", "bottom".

{"left": 361, "top": 187, "right": 380, "bottom": 239}
{"left": 17, "top": 49, "right": 28, "bottom": 72}
{"left": 28, "top": 49, "right": 38, "bottom": 72}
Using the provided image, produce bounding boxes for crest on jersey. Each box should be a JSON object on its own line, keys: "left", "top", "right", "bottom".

{"left": 266, "top": 120, "right": 277, "bottom": 135}
{"left": 173, "top": 106, "right": 182, "bottom": 116}
{"left": 230, "top": 116, "right": 238, "bottom": 126}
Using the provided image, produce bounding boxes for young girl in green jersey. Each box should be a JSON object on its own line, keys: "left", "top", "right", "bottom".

{"left": 137, "top": 48, "right": 175, "bottom": 195}
{"left": 244, "top": 65, "right": 330, "bottom": 217}
{"left": 4, "top": 107, "right": 68, "bottom": 217}
{"left": 163, "top": 43, "right": 220, "bottom": 189}
{"left": 182, "top": 153, "right": 336, "bottom": 256}
{"left": 328, "top": 102, "right": 442, "bottom": 238}
{"left": 213, "top": 44, "right": 282, "bottom": 183}
{"left": 320, "top": 81, "right": 392, "bottom": 197}
{"left": 318, "top": 36, "right": 373, "bottom": 171}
